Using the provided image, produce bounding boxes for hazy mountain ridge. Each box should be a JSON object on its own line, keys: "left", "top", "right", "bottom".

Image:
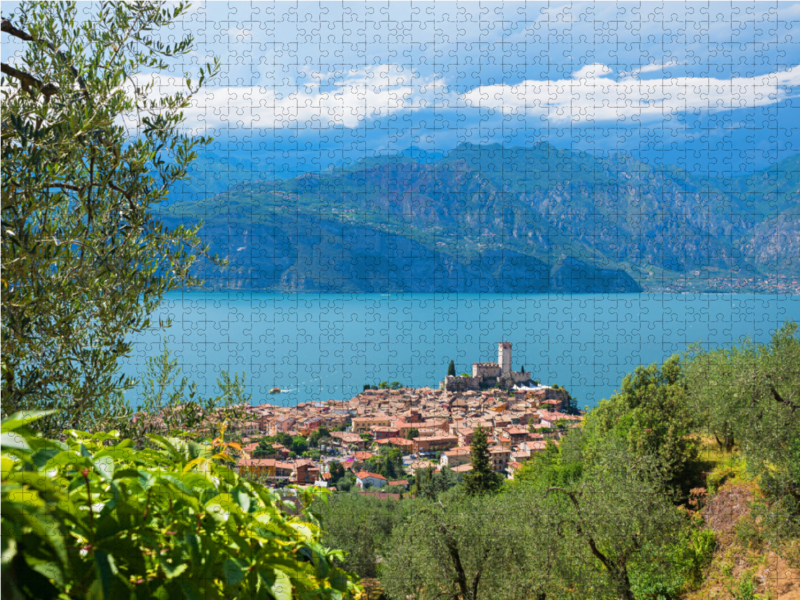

{"left": 162, "top": 143, "right": 800, "bottom": 293}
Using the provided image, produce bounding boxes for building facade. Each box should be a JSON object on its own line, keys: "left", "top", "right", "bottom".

{"left": 413, "top": 434, "right": 459, "bottom": 455}
{"left": 352, "top": 416, "right": 392, "bottom": 432}
{"left": 442, "top": 342, "right": 532, "bottom": 391}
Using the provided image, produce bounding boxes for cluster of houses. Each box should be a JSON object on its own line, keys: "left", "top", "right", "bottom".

{"left": 230, "top": 364, "right": 583, "bottom": 489}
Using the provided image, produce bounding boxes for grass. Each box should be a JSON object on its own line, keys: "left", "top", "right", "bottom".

{"left": 681, "top": 444, "right": 800, "bottom": 600}
{"left": 693, "top": 436, "right": 751, "bottom": 494}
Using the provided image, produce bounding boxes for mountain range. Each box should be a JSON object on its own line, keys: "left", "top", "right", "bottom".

{"left": 161, "top": 143, "right": 800, "bottom": 293}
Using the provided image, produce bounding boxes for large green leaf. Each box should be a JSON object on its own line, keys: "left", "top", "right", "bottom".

{"left": 277, "top": 567, "right": 301, "bottom": 600}
{"left": 223, "top": 556, "right": 248, "bottom": 586}
{"left": 92, "top": 455, "right": 115, "bottom": 481}
{"left": 0, "top": 432, "right": 29, "bottom": 453}
{"left": 159, "top": 555, "right": 189, "bottom": 579}
{"left": 1, "top": 411, "right": 58, "bottom": 434}
{"left": 3, "top": 425, "right": 360, "bottom": 600}
{"left": 1, "top": 499, "right": 69, "bottom": 567}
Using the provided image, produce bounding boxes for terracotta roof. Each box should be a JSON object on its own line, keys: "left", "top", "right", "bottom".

{"left": 356, "top": 471, "right": 387, "bottom": 481}
{"left": 444, "top": 448, "right": 471, "bottom": 457}
{"left": 525, "top": 440, "right": 548, "bottom": 451}
{"left": 389, "top": 437, "right": 414, "bottom": 446}
{"left": 506, "top": 426, "right": 528, "bottom": 435}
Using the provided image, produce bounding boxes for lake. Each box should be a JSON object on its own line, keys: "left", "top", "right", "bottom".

{"left": 120, "top": 292, "right": 800, "bottom": 410}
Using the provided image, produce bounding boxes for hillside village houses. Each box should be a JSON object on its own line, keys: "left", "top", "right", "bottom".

{"left": 230, "top": 383, "right": 579, "bottom": 487}
{"left": 203, "top": 342, "right": 583, "bottom": 489}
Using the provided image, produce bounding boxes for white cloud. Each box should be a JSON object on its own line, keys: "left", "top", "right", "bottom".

{"left": 225, "top": 27, "right": 251, "bottom": 40}
{"left": 572, "top": 63, "right": 614, "bottom": 80}
{"left": 461, "top": 64, "right": 800, "bottom": 123}
{"left": 132, "top": 64, "right": 454, "bottom": 132}
{"left": 125, "top": 60, "right": 800, "bottom": 133}
{"left": 619, "top": 60, "right": 682, "bottom": 78}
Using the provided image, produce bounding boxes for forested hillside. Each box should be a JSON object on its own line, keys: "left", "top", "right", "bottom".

{"left": 163, "top": 144, "right": 800, "bottom": 293}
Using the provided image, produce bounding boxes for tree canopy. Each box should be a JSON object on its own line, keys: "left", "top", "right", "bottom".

{"left": 463, "top": 426, "right": 502, "bottom": 496}
{"left": 581, "top": 354, "right": 701, "bottom": 497}
{"left": 686, "top": 322, "right": 800, "bottom": 541}
{"left": 1, "top": 1, "right": 221, "bottom": 436}
{"left": 253, "top": 440, "right": 276, "bottom": 459}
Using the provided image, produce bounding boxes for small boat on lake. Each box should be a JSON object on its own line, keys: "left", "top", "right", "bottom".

{"left": 269, "top": 387, "right": 281, "bottom": 394}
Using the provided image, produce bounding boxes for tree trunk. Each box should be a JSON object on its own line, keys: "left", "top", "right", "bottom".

{"left": 613, "top": 567, "right": 636, "bottom": 600}
{"left": 725, "top": 434, "right": 735, "bottom": 453}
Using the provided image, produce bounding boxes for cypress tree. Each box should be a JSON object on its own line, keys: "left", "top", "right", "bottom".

{"left": 463, "top": 427, "right": 501, "bottom": 496}
{"left": 447, "top": 360, "right": 456, "bottom": 377}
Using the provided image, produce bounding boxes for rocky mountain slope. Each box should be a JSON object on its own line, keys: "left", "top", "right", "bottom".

{"left": 161, "top": 143, "right": 800, "bottom": 293}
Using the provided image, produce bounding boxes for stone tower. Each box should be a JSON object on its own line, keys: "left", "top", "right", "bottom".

{"left": 498, "top": 342, "right": 512, "bottom": 375}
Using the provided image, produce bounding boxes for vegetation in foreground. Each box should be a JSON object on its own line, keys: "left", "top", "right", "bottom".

{"left": 1, "top": 415, "right": 359, "bottom": 599}
{"left": 1, "top": 2, "right": 798, "bottom": 599}
{"left": 315, "top": 324, "right": 800, "bottom": 600}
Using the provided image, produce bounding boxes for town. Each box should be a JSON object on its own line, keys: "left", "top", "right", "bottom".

{"left": 226, "top": 343, "right": 584, "bottom": 492}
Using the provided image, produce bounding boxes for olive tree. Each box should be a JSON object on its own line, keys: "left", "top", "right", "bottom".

{"left": 747, "top": 323, "right": 800, "bottom": 537}
{"left": 581, "top": 355, "right": 700, "bottom": 497}
{"left": 687, "top": 323, "right": 800, "bottom": 542}
{"left": 1, "top": 2, "right": 221, "bottom": 435}
{"left": 545, "top": 447, "right": 685, "bottom": 600}
{"left": 382, "top": 491, "right": 553, "bottom": 600}
{"left": 314, "top": 492, "right": 407, "bottom": 579}
{"left": 684, "top": 341, "right": 756, "bottom": 452}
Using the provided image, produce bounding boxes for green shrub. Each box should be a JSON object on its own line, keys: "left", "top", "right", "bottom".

{"left": 1, "top": 411, "right": 359, "bottom": 600}
{"left": 679, "top": 524, "right": 717, "bottom": 588}
{"left": 731, "top": 572, "right": 765, "bottom": 600}
{"left": 707, "top": 454, "right": 748, "bottom": 494}
{"left": 630, "top": 515, "right": 716, "bottom": 599}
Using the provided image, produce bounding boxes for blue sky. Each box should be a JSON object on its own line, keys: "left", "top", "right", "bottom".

{"left": 4, "top": 1, "right": 800, "bottom": 176}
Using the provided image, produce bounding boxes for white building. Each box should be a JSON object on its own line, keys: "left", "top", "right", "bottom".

{"left": 355, "top": 471, "right": 387, "bottom": 489}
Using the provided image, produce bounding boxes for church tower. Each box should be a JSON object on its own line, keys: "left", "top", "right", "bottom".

{"left": 498, "top": 342, "right": 512, "bottom": 375}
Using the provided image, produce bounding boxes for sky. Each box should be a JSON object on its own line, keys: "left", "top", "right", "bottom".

{"left": 4, "top": 1, "right": 800, "bottom": 177}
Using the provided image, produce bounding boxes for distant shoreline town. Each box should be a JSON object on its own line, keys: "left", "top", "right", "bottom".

{"left": 647, "top": 273, "right": 800, "bottom": 295}
{"left": 145, "top": 342, "right": 585, "bottom": 492}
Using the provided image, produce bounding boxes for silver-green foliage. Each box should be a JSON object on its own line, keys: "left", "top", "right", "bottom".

{"left": 686, "top": 321, "right": 800, "bottom": 542}
{"left": 1, "top": 1, "right": 222, "bottom": 435}
{"left": 382, "top": 488, "right": 559, "bottom": 600}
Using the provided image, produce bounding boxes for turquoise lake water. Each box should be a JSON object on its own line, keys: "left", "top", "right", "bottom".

{"left": 120, "top": 292, "right": 800, "bottom": 410}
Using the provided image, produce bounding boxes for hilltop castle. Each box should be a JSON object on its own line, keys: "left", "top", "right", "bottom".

{"left": 441, "top": 342, "right": 533, "bottom": 392}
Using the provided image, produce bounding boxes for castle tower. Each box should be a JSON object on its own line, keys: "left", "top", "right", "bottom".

{"left": 498, "top": 342, "right": 512, "bottom": 375}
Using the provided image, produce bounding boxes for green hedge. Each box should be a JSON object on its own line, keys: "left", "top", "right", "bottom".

{"left": 1, "top": 411, "right": 360, "bottom": 600}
